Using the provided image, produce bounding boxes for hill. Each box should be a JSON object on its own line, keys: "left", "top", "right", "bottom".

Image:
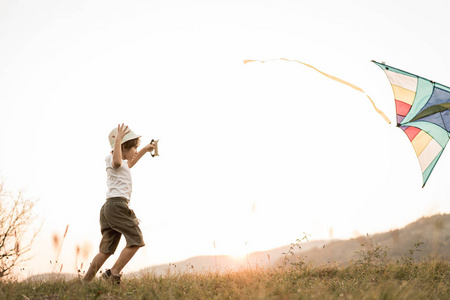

{"left": 289, "top": 213, "right": 450, "bottom": 266}
{"left": 135, "top": 214, "right": 449, "bottom": 276}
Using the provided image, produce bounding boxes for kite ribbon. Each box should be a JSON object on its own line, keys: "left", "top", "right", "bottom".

{"left": 244, "top": 58, "right": 391, "bottom": 124}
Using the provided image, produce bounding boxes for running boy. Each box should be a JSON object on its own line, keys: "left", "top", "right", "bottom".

{"left": 84, "top": 124, "right": 154, "bottom": 284}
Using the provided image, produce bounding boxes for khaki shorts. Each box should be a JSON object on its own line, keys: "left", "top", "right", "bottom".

{"left": 99, "top": 197, "right": 145, "bottom": 254}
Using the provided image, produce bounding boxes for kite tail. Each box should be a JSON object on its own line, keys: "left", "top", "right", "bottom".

{"left": 244, "top": 58, "right": 392, "bottom": 124}
{"left": 365, "top": 95, "right": 391, "bottom": 124}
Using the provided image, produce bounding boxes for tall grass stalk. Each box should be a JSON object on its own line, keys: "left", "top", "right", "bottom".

{"left": 51, "top": 225, "right": 69, "bottom": 273}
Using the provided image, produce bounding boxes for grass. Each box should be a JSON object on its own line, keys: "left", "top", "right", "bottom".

{"left": 0, "top": 258, "right": 449, "bottom": 299}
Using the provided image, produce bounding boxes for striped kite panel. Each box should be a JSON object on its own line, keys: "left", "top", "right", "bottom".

{"left": 411, "top": 130, "right": 432, "bottom": 157}
{"left": 395, "top": 100, "right": 411, "bottom": 117}
{"left": 385, "top": 70, "right": 417, "bottom": 91}
{"left": 392, "top": 85, "right": 416, "bottom": 105}
{"left": 418, "top": 138, "right": 443, "bottom": 173}
{"left": 403, "top": 126, "right": 421, "bottom": 141}
{"left": 382, "top": 69, "right": 418, "bottom": 124}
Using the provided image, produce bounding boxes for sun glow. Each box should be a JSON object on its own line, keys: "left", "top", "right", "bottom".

{"left": 213, "top": 238, "right": 251, "bottom": 262}
{"left": 229, "top": 242, "right": 249, "bottom": 261}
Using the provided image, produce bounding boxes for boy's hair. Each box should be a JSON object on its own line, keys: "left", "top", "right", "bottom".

{"left": 122, "top": 138, "right": 140, "bottom": 151}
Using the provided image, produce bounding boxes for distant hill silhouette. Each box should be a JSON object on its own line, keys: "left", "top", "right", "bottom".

{"left": 289, "top": 213, "right": 450, "bottom": 266}
{"left": 134, "top": 214, "right": 449, "bottom": 276}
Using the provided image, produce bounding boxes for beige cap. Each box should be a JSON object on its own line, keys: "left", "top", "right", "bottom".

{"left": 108, "top": 126, "right": 141, "bottom": 150}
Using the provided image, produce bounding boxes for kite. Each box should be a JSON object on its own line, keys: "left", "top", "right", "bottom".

{"left": 373, "top": 60, "right": 450, "bottom": 187}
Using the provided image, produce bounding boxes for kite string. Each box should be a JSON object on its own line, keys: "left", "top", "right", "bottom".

{"left": 244, "top": 58, "right": 392, "bottom": 124}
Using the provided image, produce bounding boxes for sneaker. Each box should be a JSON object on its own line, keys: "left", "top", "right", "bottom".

{"left": 102, "top": 269, "right": 121, "bottom": 285}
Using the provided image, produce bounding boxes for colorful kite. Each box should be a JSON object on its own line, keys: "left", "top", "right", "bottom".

{"left": 373, "top": 61, "right": 450, "bottom": 187}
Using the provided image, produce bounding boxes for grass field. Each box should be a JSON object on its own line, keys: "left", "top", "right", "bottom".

{"left": 1, "top": 257, "right": 449, "bottom": 299}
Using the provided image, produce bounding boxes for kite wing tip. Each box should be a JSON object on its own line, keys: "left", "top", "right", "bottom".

{"left": 372, "top": 60, "right": 387, "bottom": 66}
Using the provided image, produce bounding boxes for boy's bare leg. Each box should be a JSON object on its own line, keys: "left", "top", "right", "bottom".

{"left": 84, "top": 252, "right": 111, "bottom": 282}
{"left": 110, "top": 246, "right": 140, "bottom": 275}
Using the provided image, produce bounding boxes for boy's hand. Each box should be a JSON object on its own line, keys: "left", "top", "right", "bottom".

{"left": 116, "top": 123, "right": 131, "bottom": 142}
{"left": 143, "top": 143, "right": 155, "bottom": 153}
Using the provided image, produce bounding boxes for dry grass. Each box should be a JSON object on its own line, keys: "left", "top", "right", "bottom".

{"left": 1, "top": 258, "right": 449, "bottom": 299}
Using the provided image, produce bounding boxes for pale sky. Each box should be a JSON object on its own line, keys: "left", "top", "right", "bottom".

{"left": 1, "top": 0, "right": 450, "bottom": 277}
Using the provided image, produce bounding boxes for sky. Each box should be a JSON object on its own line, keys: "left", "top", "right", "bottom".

{"left": 1, "top": 0, "right": 450, "bottom": 277}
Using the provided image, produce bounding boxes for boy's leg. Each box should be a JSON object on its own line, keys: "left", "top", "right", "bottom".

{"left": 110, "top": 246, "right": 140, "bottom": 275}
{"left": 84, "top": 252, "right": 111, "bottom": 282}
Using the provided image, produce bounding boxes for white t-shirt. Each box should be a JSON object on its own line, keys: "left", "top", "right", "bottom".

{"left": 105, "top": 155, "right": 132, "bottom": 200}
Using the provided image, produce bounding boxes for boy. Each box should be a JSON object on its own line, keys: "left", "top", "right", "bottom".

{"left": 84, "top": 124, "right": 154, "bottom": 284}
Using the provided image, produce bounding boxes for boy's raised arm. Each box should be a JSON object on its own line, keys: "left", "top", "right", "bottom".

{"left": 113, "top": 124, "right": 130, "bottom": 169}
